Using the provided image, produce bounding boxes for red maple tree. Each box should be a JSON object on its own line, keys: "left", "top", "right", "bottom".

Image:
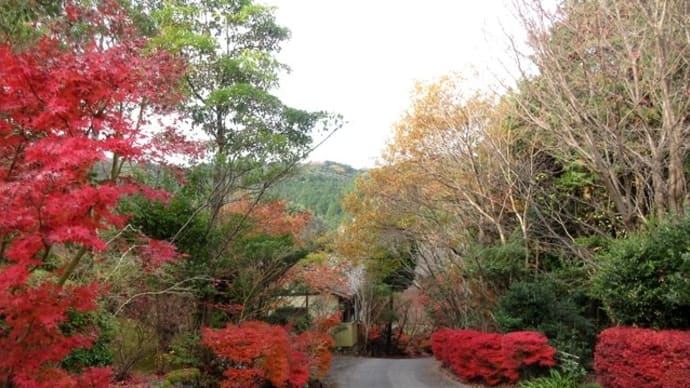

{"left": 202, "top": 315, "right": 340, "bottom": 388}
{"left": 221, "top": 198, "right": 312, "bottom": 245}
{"left": 202, "top": 321, "right": 297, "bottom": 388}
{"left": 0, "top": 1, "right": 195, "bottom": 386}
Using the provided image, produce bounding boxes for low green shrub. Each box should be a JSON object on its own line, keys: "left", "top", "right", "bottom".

{"left": 167, "top": 333, "right": 207, "bottom": 370}
{"left": 110, "top": 318, "right": 160, "bottom": 380}
{"left": 162, "top": 368, "right": 201, "bottom": 388}
{"left": 266, "top": 306, "right": 312, "bottom": 333}
{"left": 60, "top": 309, "right": 117, "bottom": 372}
{"left": 591, "top": 216, "right": 690, "bottom": 328}
{"left": 494, "top": 275, "right": 597, "bottom": 363}
{"left": 518, "top": 352, "right": 587, "bottom": 388}
{"left": 518, "top": 369, "right": 579, "bottom": 388}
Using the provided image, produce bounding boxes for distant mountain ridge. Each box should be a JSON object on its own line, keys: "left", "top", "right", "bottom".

{"left": 271, "top": 161, "right": 362, "bottom": 230}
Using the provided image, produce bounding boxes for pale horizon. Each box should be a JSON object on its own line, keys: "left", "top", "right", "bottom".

{"left": 262, "top": 0, "right": 527, "bottom": 169}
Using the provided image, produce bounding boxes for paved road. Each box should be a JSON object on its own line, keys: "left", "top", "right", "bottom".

{"left": 325, "top": 356, "right": 466, "bottom": 388}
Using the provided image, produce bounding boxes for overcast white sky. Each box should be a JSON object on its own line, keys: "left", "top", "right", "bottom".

{"left": 261, "top": 0, "right": 524, "bottom": 168}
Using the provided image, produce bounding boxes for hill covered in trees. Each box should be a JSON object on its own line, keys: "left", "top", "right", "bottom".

{"left": 271, "top": 161, "right": 362, "bottom": 230}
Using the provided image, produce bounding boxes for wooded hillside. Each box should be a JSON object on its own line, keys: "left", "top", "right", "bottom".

{"left": 271, "top": 161, "right": 361, "bottom": 230}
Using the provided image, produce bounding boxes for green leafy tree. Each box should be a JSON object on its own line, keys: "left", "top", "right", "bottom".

{"left": 0, "top": 0, "right": 63, "bottom": 46}
{"left": 107, "top": 1, "right": 341, "bottom": 333}
{"left": 147, "top": 0, "right": 340, "bottom": 233}
{"left": 495, "top": 275, "right": 597, "bottom": 363}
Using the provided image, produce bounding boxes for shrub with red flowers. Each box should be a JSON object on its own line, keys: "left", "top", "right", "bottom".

{"left": 594, "top": 327, "right": 690, "bottom": 388}
{"left": 431, "top": 329, "right": 556, "bottom": 385}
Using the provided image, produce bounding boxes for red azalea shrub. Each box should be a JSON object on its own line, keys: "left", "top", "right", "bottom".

{"left": 594, "top": 327, "right": 690, "bottom": 388}
{"left": 502, "top": 331, "right": 559, "bottom": 381}
{"left": 431, "top": 329, "right": 556, "bottom": 385}
{"left": 431, "top": 328, "right": 453, "bottom": 365}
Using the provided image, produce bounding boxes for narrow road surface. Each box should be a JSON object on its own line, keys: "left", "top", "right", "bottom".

{"left": 325, "top": 356, "right": 466, "bottom": 388}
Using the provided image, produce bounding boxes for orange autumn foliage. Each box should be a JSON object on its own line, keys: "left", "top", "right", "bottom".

{"left": 282, "top": 253, "right": 351, "bottom": 295}
{"left": 202, "top": 321, "right": 299, "bottom": 388}
{"left": 221, "top": 198, "right": 311, "bottom": 245}
{"left": 202, "top": 316, "right": 340, "bottom": 387}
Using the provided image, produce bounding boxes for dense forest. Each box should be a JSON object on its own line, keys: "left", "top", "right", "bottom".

{"left": 270, "top": 161, "right": 360, "bottom": 230}
{"left": 1, "top": 0, "right": 689, "bottom": 387}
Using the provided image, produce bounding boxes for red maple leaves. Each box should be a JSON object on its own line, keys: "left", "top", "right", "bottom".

{"left": 202, "top": 315, "right": 339, "bottom": 388}
{"left": 202, "top": 321, "right": 301, "bottom": 388}
{"left": 0, "top": 2, "right": 196, "bottom": 386}
{"left": 0, "top": 282, "right": 104, "bottom": 386}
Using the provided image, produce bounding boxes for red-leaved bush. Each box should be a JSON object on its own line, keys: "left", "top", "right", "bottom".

{"left": 594, "top": 327, "right": 690, "bottom": 388}
{"left": 202, "top": 317, "right": 338, "bottom": 388}
{"left": 296, "top": 313, "right": 339, "bottom": 379}
{"left": 431, "top": 329, "right": 556, "bottom": 385}
{"left": 202, "top": 321, "right": 296, "bottom": 388}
